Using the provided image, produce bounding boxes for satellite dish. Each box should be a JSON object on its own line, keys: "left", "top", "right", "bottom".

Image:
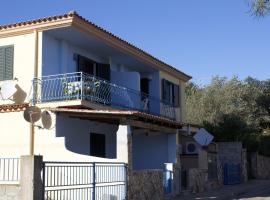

{"left": 0, "top": 81, "right": 17, "bottom": 100}
{"left": 193, "top": 128, "right": 214, "bottom": 146}
{"left": 23, "top": 106, "right": 41, "bottom": 123}
{"left": 41, "top": 110, "right": 53, "bottom": 129}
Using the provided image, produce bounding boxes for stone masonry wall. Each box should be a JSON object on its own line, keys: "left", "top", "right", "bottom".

{"left": 218, "top": 142, "right": 248, "bottom": 183}
{"left": 0, "top": 185, "right": 20, "bottom": 200}
{"left": 216, "top": 152, "right": 224, "bottom": 186}
{"left": 187, "top": 168, "right": 208, "bottom": 193}
{"left": 128, "top": 170, "right": 164, "bottom": 200}
{"left": 241, "top": 149, "right": 248, "bottom": 182}
{"left": 251, "top": 152, "right": 270, "bottom": 179}
{"left": 205, "top": 153, "right": 223, "bottom": 190}
{"left": 218, "top": 142, "right": 242, "bottom": 165}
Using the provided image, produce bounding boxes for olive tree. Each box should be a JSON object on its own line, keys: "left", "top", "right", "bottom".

{"left": 185, "top": 76, "right": 270, "bottom": 152}
{"left": 248, "top": 0, "right": 270, "bottom": 16}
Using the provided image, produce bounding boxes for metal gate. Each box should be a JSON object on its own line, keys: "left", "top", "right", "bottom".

{"left": 42, "top": 162, "right": 128, "bottom": 200}
{"left": 223, "top": 163, "right": 241, "bottom": 185}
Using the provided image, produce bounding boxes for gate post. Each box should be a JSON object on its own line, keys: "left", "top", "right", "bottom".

{"left": 125, "top": 164, "right": 128, "bottom": 200}
{"left": 92, "top": 163, "right": 96, "bottom": 200}
{"left": 42, "top": 162, "right": 45, "bottom": 200}
{"left": 20, "top": 155, "right": 43, "bottom": 200}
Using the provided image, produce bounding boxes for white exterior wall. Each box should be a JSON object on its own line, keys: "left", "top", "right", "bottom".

{"left": 0, "top": 33, "right": 37, "bottom": 105}
{"left": 168, "top": 133, "right": 177, "bottom": 163}
{"left": 132, "top": 132, "right": 177, "bottom": 170}
{"left": 42, "top": 33, "right": 108, "bottom": 76}
{"left": 0, "top": 111, "right": 129, "bottom": 163}
{"left": 0, "top": 112, "right": 30, "bottom": 156}
{"left": 0, "top": 31, "right": 180, "bottom": 165}
{"left": 111, "top": 70, "right": 141, "bottom": 109}
{"left": 41, "top": 33, "right": 164, "bottom": 113}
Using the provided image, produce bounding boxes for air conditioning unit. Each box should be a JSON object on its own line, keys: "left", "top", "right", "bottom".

{"left": 185, "top": 141, "right": 198, "bottom": 154}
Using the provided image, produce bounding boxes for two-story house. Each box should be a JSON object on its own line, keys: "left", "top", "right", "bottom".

{"left": 0, "top": 12, "right": 191, "bottom": 199}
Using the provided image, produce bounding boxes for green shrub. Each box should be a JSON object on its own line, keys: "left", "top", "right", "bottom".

{"left": 258, "top": 136, "right": 270, "bottom": 156}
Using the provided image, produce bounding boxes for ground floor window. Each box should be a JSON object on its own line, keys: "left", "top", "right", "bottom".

{"left": 90, "top": 133, "right": 106, "bottom": 158}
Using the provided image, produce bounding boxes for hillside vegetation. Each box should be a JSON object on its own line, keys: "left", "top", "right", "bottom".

{"left": 186, "top": 76, "right": 270, "bottom": 154}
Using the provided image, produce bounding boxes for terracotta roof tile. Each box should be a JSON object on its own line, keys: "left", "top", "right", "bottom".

{"left": 0, "top": 11, "right": 74, "bottom": 30}
{"left": 0, "top": 103, "right": 29, "bottom": 113}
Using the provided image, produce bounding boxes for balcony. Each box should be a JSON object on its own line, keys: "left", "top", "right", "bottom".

{"left": 31, "top": 72, "right": 177, "bottom": 120}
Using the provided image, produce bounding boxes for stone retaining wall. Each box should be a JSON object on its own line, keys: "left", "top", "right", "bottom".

{"left": 128, "top": 170, "right": 164, "bottom": 200}
{"left": 241, "top": 149, "right": 248, "bottom": 182}
{"left": 0, "top": 184, "right": 20, "bottom": 200}
{"left": 206, "top": 154, "right": 223, "bottom": 190}
{"left": 187, "top": 168, "right": 208, "bottom": 193}
{"left": 218, "top": 142, "right": 242, "bottom": 165}
{"left": 218, "top": 142, "right": 248, "bottom": 183}
{"left": 251, "top": 152, "right": 270, "bottom": 179}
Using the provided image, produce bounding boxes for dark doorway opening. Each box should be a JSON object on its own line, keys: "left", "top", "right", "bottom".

{"left": 90, "top": 133, "right": 106, "bottom": 158}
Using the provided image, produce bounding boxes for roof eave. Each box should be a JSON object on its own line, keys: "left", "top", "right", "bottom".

{"left": 0, "top": 14, "right": 74, "bottom": 38}
{"left": 72, "top": 14, "right": 192, "bottom": 81}
{"left": 0, "top": 12, "right": 192, "bottom": 81}
{"left": 50, "top": 108, "right": 183, "bottom": 129}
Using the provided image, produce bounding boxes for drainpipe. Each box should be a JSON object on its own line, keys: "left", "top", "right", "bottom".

{"left": 34, "top": 30, "right": 39, "bottom": 80}
{"left": 187, "top": 124, "right": 190, "bottom": 135}
{"left": 29, "top": 30, "right": 39, "bottom": 156}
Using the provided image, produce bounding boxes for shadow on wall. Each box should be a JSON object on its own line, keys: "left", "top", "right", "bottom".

{"left": 55, "top": 115, "right": 118, "bottom": 159}
{"left": 12, "top": 84, "right": 27, "bottom": 104}
{"left": 132, "top": 132, "right": 171, "bottom": 170}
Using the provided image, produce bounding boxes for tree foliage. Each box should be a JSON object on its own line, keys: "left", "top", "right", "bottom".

{"left": 248, "top": 0, "right": 270, "bottom": 16}
{"left": 185, "top": 76, "right": 270, "bottom": 152}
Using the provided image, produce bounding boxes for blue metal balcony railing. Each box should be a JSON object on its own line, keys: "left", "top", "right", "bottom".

{"left": 32, "top": 72, "right": 177, "bottom": 120}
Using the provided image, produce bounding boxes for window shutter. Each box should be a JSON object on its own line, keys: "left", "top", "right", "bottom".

{"left": 0, "top": 47, "right": 4, "bottom": 81}
{"left": 4, "top": 46, "right": 14, "bottom": 80}
{"left": 77, "top": 54, "right": 83, "bottom": 72}
{"left": 77, "top": 55, "right": 94, "bottom": 75}
{"left": 162, "top": 79, "right": 173, "bottom": 104}
{"left": 0, "top": 45, "right": 14, "bottom": 81}
{"left": 96, "top": 63, "right": 110, "bottom": 81}
{"left": 173, "top": 84, "right": 180, "bottom": 107}
{"left": 162, "top": 79, "right": 166, "bottom": 101}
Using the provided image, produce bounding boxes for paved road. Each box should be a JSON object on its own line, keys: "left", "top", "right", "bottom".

{"left": 237, "top": 183, "right": 270, "bottom": 200}
{"left": 175, "top": 180, "right": 270, "bottom": 200}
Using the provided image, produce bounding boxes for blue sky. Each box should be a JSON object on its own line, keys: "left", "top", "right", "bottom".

{"left": 1, "top": 0, "right": 269, "bottom": 84}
